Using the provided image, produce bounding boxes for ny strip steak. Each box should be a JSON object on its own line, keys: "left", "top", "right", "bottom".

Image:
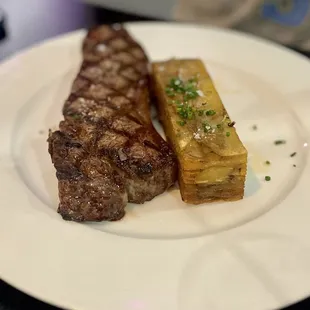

{"left": 48, "top": 25, "right": 177, "bottom": 222}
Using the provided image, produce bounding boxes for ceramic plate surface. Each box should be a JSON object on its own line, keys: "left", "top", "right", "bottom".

{"left": 1, "top": 22, "right": 310, "bottom": 310}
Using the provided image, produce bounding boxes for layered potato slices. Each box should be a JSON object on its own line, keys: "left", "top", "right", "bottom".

{"left": 152, "top": 59, "right": 247, "bottom": 204}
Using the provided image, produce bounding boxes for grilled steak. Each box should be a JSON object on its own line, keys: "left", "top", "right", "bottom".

{"left": 48, "top": 25, "right": 177, "bottom": 222}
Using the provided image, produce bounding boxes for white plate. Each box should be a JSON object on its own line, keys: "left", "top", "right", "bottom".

{"left": 1, "top": 22, "right": 310, "bottom": 310}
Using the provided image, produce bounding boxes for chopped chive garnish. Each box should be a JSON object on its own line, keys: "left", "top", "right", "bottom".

{"left": 274, "top": 140, "right": 286, "bottom": 145}
{"left": 188, "top": 77, "right": 198, "bottom": 83}
{"left": 217, "top": 124, "right": 222, "bottom": 129}
{"left": 252, "top": 125, "right": 257, "bottom": 130}
{"left": 176, "top": 104, "right": 195, "bottom": 120}
{"left": 165, "top": 87, "right": 175, "bottom": 97}
{"left": 265, "top": 160, "right": 271, "bottom": 165}
{"left": 187, "top": 110, "right": 194, "bottom": 120}
{"left": 203, "top": 122, "right": 212, "bottom": 133}
{"left": 226, "top": 132, "right": 231, "bottom": 137}
{"left": 177, "top": 120, "right": 186, "bottom": 126}
{"left": 184, "top": 92, "right": 198, "bottom": 101}
{"left": 290, "top": 152, "right": 297, "bottom": 157}
{"left": 169, "top": 77, "right": 182, "bottom": 89}
{"left": 165, "top": 76, "right": 222, "bottom": 132}
{"left": 206, "top": 110, "right": 216, "bottom": 116}
{"left": 265, "top": 176, "right": 271, "bottom": 181}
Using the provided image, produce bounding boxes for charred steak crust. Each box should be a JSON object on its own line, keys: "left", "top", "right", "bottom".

{"left": 48, "top": 25, "right": 177, "bottom": 222}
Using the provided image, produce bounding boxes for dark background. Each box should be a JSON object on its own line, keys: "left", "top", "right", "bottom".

{"left": 0, "top": 0, "right": 309, "bottom": 309}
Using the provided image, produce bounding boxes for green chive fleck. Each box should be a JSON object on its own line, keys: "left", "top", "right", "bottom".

{"left": 188, "top": 77, "right": 198, "bottom": 83}
{"left": 274, "top": 140, "right": 286, "bottom": 145}
{"left": 206, "top": 110, "right": 216, "bottom": 116}
{"left": 177, "top": 120, "right": 186, "bottom": 126}
{"left": 176, "top": 104, "right": 196, "bottom": 120}
{"left": 169, "top": 77, "right": 182, "bottom": 90}
{"left": 166, "top": 76, "right": 202, "bottom": 125}
{"left": 184, "top": 92, "right": 198, "bottom": 101}
{"left": 265, "top": 160, "right": 271, "bottom": 165}
{"left": 265, "top": 176, "right": 271, "bottom": 181}
{"left": 226, "top": 132, "right": 231, "bottom": 137}
{"left": 290, "top": 152, "right": 297, "bottom": 157}
{"left": 187, "top": 110, "right": 194, "bottom": 120}
{"left": 165, "top": 87, "right": 175, "bottom": 97}
{"left": 203, "top": 122, "right": 212, "bottom": 133}
{"left": 217, "top": 124, "right": 222, "bottom": 129}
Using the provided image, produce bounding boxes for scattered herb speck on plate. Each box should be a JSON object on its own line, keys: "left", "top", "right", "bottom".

{"left": 274, "top": 140, "right": 286, "bottom": 145}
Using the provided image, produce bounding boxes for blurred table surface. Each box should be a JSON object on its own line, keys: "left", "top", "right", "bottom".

{"left": 0, "top": 0, "right": 309, "bottom": 309}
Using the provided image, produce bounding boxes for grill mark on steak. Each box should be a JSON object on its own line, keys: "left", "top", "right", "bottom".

{"left": 48, "top": 25, "right": 177, "bottom": 222}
